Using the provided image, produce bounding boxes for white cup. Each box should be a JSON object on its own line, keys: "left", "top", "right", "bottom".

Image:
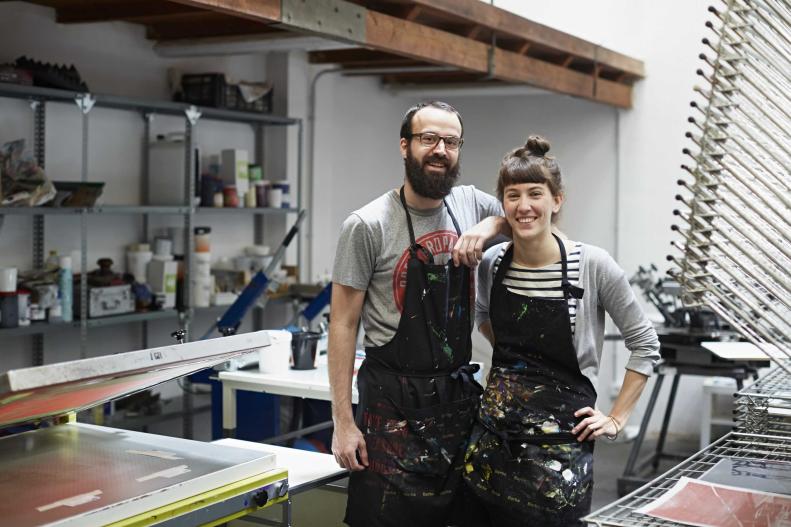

{"left": 0, "top": 268, "right": 18, "bottom": 293}
{"left": 259, "top": 330, "right": 292, "bottom": 374}
{"left": 268, "top": 187, "right": 283, "bottom": 209}
{"left": 154, "top": 237, "right": 173, "bottom": 257}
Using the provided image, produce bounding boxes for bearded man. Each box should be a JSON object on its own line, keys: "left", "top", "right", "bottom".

{"left": 328, "top": 101, "right": 508, "bottom": 527}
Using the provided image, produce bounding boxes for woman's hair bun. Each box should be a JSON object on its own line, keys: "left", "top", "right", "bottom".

{"left": 525, "top": 135, "right": 551, "bottom": 157}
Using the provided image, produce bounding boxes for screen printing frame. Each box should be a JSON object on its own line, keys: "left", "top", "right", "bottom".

{"left": 0, "top": 422, "right": 287, "bottom": 527}
{"left": 0, "top": 331, "right": 271, "bottom": 428}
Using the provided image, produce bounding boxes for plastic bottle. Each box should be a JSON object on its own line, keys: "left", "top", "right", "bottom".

{"left": 59, "top": 256, "right": 73, "bottom": 322}
{"left": 45, "top": 250, "right": 59, "bottom": 271}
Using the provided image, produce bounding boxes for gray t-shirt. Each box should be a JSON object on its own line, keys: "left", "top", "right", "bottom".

{"left": 332, "top": 185, "right": 503, "bottom": 348}
{"left": 476, "top": 240, "right": 660, "bottom": 390}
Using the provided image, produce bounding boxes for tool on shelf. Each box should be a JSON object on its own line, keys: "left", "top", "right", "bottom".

{"left": 284, "top": 282, "right": 332, "bottom": 331}
{"left": 200, "top": 209, "right": 307, "bottom": 340}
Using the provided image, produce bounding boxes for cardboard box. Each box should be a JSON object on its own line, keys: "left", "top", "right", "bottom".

{"left": 147, "top": 259, "right": 178, "bottom": 309}
{"left": 220, "top": 149, "right": 249, "bottom": 200}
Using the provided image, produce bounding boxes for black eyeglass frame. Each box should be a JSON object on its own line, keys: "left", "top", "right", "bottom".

{"left": 407, "top": 132, "right": 464, "bottom": 150}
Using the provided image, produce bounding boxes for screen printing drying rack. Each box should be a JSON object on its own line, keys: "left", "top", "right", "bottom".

{"left": 585, "top": 363, "right": 791, "bottom": 526}
{"left": 584, "top": 431, "right": 791, "bottom": 526}
{"left": 0, "top": 331, "right": 291, "bottom": 527}
{"left": 735, "top": 363, "right": 791, "bottom": 438}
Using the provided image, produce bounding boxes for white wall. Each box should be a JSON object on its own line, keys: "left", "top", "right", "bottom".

{"left": 306, "top": 0, "right": 711, "bottom": 437}
{"left": 1, "top": 0, "right": 713, "bottom": 436}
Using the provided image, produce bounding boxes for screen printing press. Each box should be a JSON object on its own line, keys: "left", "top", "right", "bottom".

{"left": 0, "top": 331, "right": 290, "bottom": 527}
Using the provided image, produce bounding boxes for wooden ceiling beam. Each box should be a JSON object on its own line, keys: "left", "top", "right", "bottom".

{"left": 22, "top": 0, "right": 639, "bottom": 107}
{"left": 381, "top": 71, "right": 490, "bottom": 84}
{"left": 146, "top": 13, "right": 279, "bottom": 40}
{"left": 493, "top": 47, "right": 632, "bottom": 108}
{"left": 168, "top": 0, "right": 281, "bottom": 23}
{"left": 371, "top": 0, "right": 644, "bottom": 78}
{"left": 309, "top": 48, "right": 425, "bottom": 67}
{"left": 364, "top": 10, "right": 489, "bottom": 73}
{"left": 465, "top": 24, "right": 483, "bottom": 40}
{"left": 55, "top": 2, "right": 197, "bottom": 23}
{"left": 403, "top": 5, "right": 421, "bottom": 22}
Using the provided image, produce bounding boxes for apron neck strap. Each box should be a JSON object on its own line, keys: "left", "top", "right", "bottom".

{"left": 399, "top": 186, "right": 461, "bottom": 256}
{"left": 554, "top": 233, "right": 584, "bottom": 300}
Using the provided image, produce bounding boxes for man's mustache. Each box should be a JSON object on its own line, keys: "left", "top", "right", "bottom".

{"left": 424, "top": 154, "right": 449, "bottom": 167}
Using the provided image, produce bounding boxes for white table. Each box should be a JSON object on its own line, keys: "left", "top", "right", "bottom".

{"left": 702, "top": 341, "right": 786, "bottom": 362}
{"left": 218, "top": 355, "right": 360, "bottom": 434}
{"left": 218, "top": 356, "right": 482, "bottom": 436}
{"left": 213, "top": 439, "right": 347, "bottom": 527}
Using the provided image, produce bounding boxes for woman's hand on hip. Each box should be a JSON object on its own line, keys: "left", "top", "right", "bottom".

{"left": 572, "top": 406, "right": 619, "bottom": 441}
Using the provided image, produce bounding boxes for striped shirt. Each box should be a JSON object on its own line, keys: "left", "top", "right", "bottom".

{"left": 493, "top": 242, "right": 582, "bottom": 334}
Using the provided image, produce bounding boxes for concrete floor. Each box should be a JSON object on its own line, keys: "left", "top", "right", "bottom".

{"left": 124, "top": 395, "right": 703, "bottom": 526}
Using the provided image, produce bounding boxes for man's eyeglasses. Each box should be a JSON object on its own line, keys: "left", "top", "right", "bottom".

{"left": 409, "top": 132, "right": 464, "bottom": 150}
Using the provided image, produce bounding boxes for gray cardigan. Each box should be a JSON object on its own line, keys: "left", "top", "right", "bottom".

{"left": 476, "top": 241, "right": 660, "bottom": 390}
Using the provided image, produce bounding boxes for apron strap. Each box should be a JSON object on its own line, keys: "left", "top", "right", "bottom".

{"left": 398, "top": 186, "right": 463, "bottom": 259}
{"left": 442, "top": 197, "right": 462, "bottom": 237}
{"left": 450, "top": 363, "right": 484, "bottom": 394}
{"left": 553, "top": 233, "right": 584, "bottom": 300}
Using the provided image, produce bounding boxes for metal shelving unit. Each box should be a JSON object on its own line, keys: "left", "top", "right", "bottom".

{"left": 584, "top": 432, "right": 791, "bottom": 526}
{"left": 0, "top": 309, "right": 180, "bottom": 338}
{"left": 0, "top": 82, "right": 303, "bottom": 368}
{"left": 735, "top": 364, "right": 791, "bottom": 437}
{"left": 0, "top": 205, "right": 190, "bottom": 215}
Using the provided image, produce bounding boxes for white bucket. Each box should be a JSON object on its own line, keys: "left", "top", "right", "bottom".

{"left": 259, "top": 330, "right": 292, "bottom": 374}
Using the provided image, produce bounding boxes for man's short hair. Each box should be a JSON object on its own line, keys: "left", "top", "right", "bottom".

{"left": 399, "top": 101, "right": 464, "bottom": 140}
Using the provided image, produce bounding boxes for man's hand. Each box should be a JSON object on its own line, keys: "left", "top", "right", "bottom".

{"left": 332, "top": 420, "right": 369, "bottom": 471}
{"left": 452, "top": 216, "right": 509, "bottom": 267}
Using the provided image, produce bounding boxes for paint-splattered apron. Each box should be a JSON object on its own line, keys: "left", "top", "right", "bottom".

{"left": 345, "top": 187, "right": 481, "bottom": 527}
{"left": 463, "top": 235, "right": 597, "bottom": 527}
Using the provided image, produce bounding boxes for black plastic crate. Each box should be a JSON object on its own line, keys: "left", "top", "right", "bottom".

{"left": 180, "top": 73, "right": 272, "bottom": 113}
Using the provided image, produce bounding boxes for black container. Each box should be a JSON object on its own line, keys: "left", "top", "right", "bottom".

{"left": 0, "top": 293, "right": 19, "bottom": 328}
{"left": 290, "top": 331, "right": 321, "bottom": 370}
{"left": 180, "top": 74, "right": 273, "bottom": 113}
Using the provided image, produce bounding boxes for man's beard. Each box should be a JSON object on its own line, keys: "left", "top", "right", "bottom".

{"left": 404, "top": 149, "right": 460, "bottom": 200}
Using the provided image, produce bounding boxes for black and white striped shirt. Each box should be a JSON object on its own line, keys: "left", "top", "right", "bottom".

{"left": 493, "top": 242, "right": 582, "bottom": 334}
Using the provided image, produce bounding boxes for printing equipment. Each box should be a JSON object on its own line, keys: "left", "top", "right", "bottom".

{"left": 0, "top": 331, "right": 289, "bottom": 526}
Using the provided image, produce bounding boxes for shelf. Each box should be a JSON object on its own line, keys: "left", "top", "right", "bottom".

{"left": 0, "top": 319, "right": 74, "bottom": 337}
{"left": 196, "top": 207, "right": 299, "bottom": 215}
{"left": 0, "top": 82, "right": 300, "bottom": 126}
{"left": 0, "top": 309, "right": 180, "bottom": 337}
{"left": 84, "top": 310, "right": 181, "bottom": 328}
{"left": 0, "top": 205, "right": 190, "bottom": 215}
{"left": 0, "top": 206, "right": 299, "bottom": 216}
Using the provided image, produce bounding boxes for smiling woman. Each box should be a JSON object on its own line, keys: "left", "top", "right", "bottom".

{"left": 460, "top": 135, "right": 661, "bottom": 527}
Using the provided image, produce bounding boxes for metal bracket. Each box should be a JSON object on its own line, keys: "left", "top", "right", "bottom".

{"left": 75, "top": 93, "right": 96, "bottom": 114}
{"left": 185, "top": 105, "right": 201, "bottom": 126}
{"left": 281, "top": 0, "right": 366, "bottom": 44}
{"left": 29, "top": 99, "right": 40, "bottom": 112}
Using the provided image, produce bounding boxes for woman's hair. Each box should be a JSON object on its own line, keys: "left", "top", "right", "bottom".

{"left": 496, "top": 135, "right": 563, "bottom": 201}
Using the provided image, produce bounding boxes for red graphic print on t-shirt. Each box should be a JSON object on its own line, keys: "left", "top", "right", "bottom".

{"left": 392, "top": 230, "right": 474, "bottom": 312}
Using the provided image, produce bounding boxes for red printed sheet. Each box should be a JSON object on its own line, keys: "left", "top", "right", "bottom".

{"left": 636, "top": 477, "right": 791, "bottom": 527}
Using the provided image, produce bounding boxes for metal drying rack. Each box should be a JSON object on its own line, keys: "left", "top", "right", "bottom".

{"left": 584, "top": 431, "right": 791, "bottom": 526}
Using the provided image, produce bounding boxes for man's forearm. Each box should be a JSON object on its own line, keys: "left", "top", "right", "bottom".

{"left": 328, "top": 322, "right": 358, "bottom": 425}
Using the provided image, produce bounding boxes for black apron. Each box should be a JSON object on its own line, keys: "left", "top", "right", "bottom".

{"left": 345, "top": 187, "right": 481, "bottom": 527}
{"left": 463, "top": 235, "right": 597, "bottom": 527}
